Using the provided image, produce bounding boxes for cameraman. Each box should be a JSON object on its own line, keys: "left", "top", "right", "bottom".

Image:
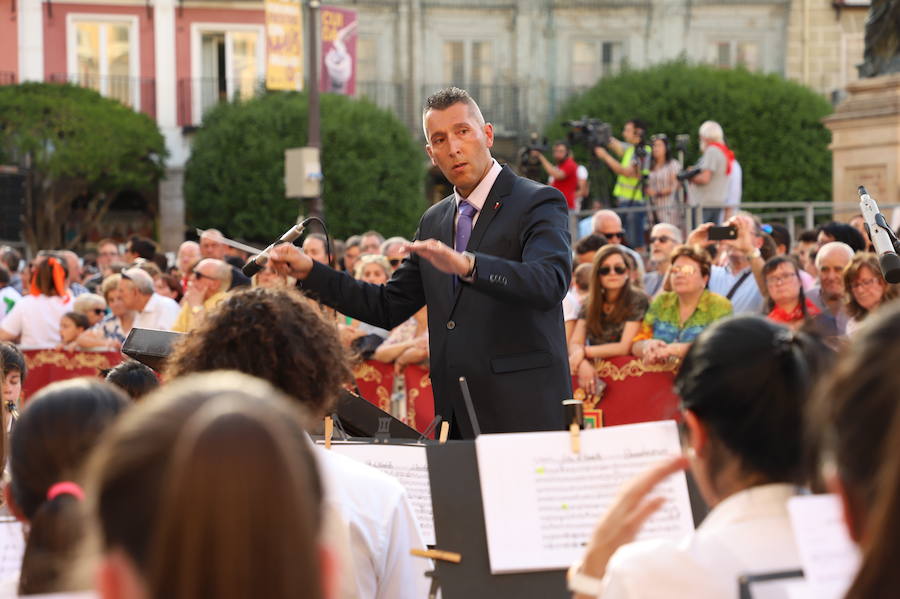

{"left": 532, "top": 141, "right": 579, "bottom": 211}
{"left": 593, "top": 119, "right": 651, "bottom": 250}
{"left": 685, "top": 120, "right": 734, "bottom": 224}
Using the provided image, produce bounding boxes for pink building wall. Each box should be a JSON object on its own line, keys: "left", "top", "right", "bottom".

{"left": 0, "top": 1, "right": 18, "bottom": 78}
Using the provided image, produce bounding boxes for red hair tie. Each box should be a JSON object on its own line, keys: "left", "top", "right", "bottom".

{"left": 46, "top": 481, "right": 84, "bottom": 502}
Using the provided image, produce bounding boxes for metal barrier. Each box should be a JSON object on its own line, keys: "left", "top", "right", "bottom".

{"left": 569, "top": 201, "right": 900, "bottom": 242}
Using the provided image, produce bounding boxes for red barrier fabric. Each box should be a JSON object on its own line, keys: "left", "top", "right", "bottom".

{"left": 404, "top": 364, "right": 435, "bottom": 436}
{"left": 22, "top": 350, "right": 123, "bottom": 402}
{"left": 353, "top": 360, "right": 395, "bottom": 413}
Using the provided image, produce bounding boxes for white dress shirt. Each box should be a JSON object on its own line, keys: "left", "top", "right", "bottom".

{"left": 600, "top": 484, "right": 801, "bottom": 599}
{"left": 453, "top": 159, "right": 503, "bottom": 230}
{"left": 315, "top": 446, "right": 431, "bottom": 599}
{"left": 132, "top": 293, "right": 181, "bottom": 332}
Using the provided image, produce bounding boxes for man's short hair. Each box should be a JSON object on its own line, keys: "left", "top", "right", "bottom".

{"left": 798, "top": 230, "right": 818, "bottom": 244}
{"left": 345, "top": 235, "right": 362, "bottom": 250}
{"left": 127, "top": 236, "right": 157, "bottom": 261}
{"left": 553, "top": 140, "right": 570, "bottom": 153}
{"left": 422, "top": 87, "right": 485, "bottom": 137}
{"left": 652, "top": 223, "right": 683, "bottom": 244}
{"left": 0, "top": 246, "right": 21, "bottom": 272}
{"left": 699, "top": 120, "right": 725, "bottom": 143}
{"left": 574, "top": 234, "right": 607, "bottom": 256}
{"left": 361, "top": 230, "right": 385, "bottom": 245}
{"left": 767, "top": 223, "right": 791, "bottom": 251}
{"left": 0, "top": 341, "right": 26, "bottom": 382}
{"left": 815, "top": 241, "right": 854, "bottom": 269}
{"left": 120, "top": 268, "right": 155, "bottom": 295}
{"left": 0, "top": 264, "right": 9, "bottom": 286}
{"left": 380, "top": 237, "right": 409, "bottom": 255}
{"left": 628, "top": 119, "right": 649, "bottom": 136}
{"left": 105, "top": 360, "right": 159, "bottom": 400}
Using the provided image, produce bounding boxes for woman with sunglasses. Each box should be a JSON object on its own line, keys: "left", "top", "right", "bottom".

{"left": 647, "top": 134, "right": 683, "bottom": 228}
{"left": 762, "top": 255, "right": 820, "bottom": 331}
{"left": 843, "top": 253, "right": 898, "bottom": 336}
{"left": 569, "top": 246, "right": 649, "bottom": 394}
{"left": 632, "top": 245, "right": 732, "bottom": 366}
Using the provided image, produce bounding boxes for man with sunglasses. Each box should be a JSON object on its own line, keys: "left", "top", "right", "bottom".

{"left": 172, "top": 259, "right": 231, "bottom": 333}
{"left": 591, "top": 210, "right": 645, "bottom": 277}
{"left": 643, "top": 223, "right": 683, "bottom": 297}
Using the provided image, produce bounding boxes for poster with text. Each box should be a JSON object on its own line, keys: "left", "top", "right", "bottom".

{"left": 265, "top": 0, "right": 303, "bottom": 91}
{"left": 320, "top": 5, "right": 357, "bottom": 96}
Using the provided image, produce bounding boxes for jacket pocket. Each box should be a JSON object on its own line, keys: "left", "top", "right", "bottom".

{"left": 490, "top": 350, "right": 552, "bottom": 374}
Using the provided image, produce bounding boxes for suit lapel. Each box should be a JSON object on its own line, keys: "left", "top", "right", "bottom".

{"left": 466, "top": 165, "right": 514, "bottom": 253}
{"left": 436, "top": 196, "right": 457, "bottom": 304}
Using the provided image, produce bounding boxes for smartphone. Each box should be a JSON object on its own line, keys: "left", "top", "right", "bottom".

{"left": 708, "top": 225, "right": 737, "bottom": 241}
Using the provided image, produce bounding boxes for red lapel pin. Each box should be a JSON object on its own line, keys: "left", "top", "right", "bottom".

{"left": 494, "top": 201, "right": 501, "bottom": 210}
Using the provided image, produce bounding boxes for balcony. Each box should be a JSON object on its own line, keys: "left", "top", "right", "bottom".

{"left": 177, "top": 76, "right": 266, "bottom": 128}
{"left": 46, "top": 74, "right": 156, "bottom": 119}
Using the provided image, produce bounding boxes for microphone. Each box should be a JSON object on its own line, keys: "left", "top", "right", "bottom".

{"left": 858, "top": 186, "right": 900, "bottom": 284}
{"left": 242, "top": 219, "right": 311, "bottom": 278}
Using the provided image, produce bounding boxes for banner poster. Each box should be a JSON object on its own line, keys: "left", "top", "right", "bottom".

{"left": 320, "top": 5, "right": 357, "bottom": 95}
{"left": 265, "top": 0, "right": 303, "bottom": 91}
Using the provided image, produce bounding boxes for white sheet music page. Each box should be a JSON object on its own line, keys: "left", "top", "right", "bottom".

{"left": 475, "top": 420, "right": 693, "bottom": 574}
{"left": 327, "top": 443, "right": 436, "bottom": 546}
{"left": 787, "top": 494, "right": 860, "bottom": 599}
{"left": 0, "top": 518, "right": 24, "bottom": 581}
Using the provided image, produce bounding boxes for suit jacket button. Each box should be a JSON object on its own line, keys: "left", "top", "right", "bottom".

{"left": 446, "top": 320, "right": 456, "bottom": 330}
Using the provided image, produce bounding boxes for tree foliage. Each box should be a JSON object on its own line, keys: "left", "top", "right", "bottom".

{"left": 0, "top": 82, "right": 167, "bottom": 251}
{"left": 547, "top": 61, "right": 833, "bottom": 207}
{"left": 184, "top": 92, "right": 426, "bottom": 242}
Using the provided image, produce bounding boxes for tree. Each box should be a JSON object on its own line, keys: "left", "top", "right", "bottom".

{"left": 184, "top": 91, "right": 426, "bottom": 242}
{"left": 548, "top": 61, "right": 833, "bottom": 208}
{"left": 0, "top": 82, "right": 167, "bottom": 251}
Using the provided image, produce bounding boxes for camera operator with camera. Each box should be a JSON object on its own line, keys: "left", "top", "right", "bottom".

{"left": 532, "top": 141, "right": 579, "bottom": 211}
{"left": 679, "top": 120, "right": 735, "bottom": 225}
{"left": 592, "top": 119, "right": 651, "bottom": 251}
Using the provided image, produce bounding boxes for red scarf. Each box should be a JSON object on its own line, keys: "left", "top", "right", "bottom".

{"left": 768, "top": 298, "right": 820, "bottom": 324}
{"left": 706, "top": 141, "right": 735, "bottom": 175}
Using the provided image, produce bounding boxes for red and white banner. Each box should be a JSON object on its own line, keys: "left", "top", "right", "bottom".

{"left": 319, "top": 5, "right": 357, "bottom": 96}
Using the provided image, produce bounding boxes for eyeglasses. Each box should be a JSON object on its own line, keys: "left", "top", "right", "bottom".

{"left": 92, "top": 308, "right": 106, "bottom": 315}
{"left": 389, "top": 259, "right": 402, "bottom": 267}
{"left": 670, "top": 264, "right": 698, "bottom": 276}
{"left": 191, "top": 270, "right": 214, "bottom": 281}
{"left": 649, "top": 235, "right": 673, "bottom": 244}
{"left": 766, "top": 274, "right": 797, "bottom": 287}
{"left": 851, "top": 277, "right": 880, "bottom": 290}
{"left": 99, "top": 251, "right": 118, "bottom": 257}
{"left": 603, "top": 232, "right": 625, "bottom": 240}
{"left": 598, "top": 265, "right": 627, "bottom": 276}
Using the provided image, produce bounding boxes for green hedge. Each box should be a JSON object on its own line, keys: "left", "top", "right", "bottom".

{"left": 185, "top": 92, "right": 426, "bottom": 242}
{"left": 547, "top": 61, "right": 833, "bottom": 208}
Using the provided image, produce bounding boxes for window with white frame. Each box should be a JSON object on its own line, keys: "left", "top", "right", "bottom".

{"left": 711, "top": 40, "right": 761, "bottom": 71}
{"left": 571, "top": 40, "right": 625, "bottom": 87}
{"left": 192, "top": 25, "right": 265, "bottom": 123}
{"left": 67, "top": 16, "right": 139, "bottom": 109}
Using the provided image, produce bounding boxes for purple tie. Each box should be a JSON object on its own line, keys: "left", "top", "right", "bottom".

{"left": 455, "top": 200, "right": 478, "bottom": 252}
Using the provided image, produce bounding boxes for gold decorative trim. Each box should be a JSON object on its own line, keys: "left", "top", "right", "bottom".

{"left": 25, "top": 350, "right": 119, "bottom": 372}
{"left": 354, "top": 362, "right": 384, "bottom": 384}
{"left": 594, "top": 358, "right": 677, "bottom": 381}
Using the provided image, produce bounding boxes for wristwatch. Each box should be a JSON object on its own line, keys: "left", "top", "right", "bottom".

{"left": 461, "top": 251, "right": 477, "bottom": 281}
{"left": 746, "top": 248, "right": 761, "bottom": 260}
{"left": 567, "top": 560, "right": 603, "bottom": 596}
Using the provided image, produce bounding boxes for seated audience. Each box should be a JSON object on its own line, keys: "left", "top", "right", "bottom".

{"left": 817, "top": 221, "right": 866, "bottom": 252}
{"left": 340, "top": 255, "right": 393, "bottom": 357}
{"left": 563, "top": 263, "right": 592, "bottom": 343}
{"left": 843, "top": 253, "right": 898, "bottom": 336}
{"left": 360, "top": 230, "right": 385, "bottom": 255}
{"left": 153, "top": 273, "right": 183, "bottom": 303}
{"left": 0, "top": 255, "right": 73, "bottom": 349}
{"left": 0, "top": 264, "right": 22, "bottom": 324}
{"left": 569, "top": 246, "right": 649, "bottom": 394}
{"left": 643, "top": 223, "right": 682, "bottom": 298}
{"left": 591, "top": 210, "right": 645, "bottom": 276}
{"left": 175, "top": 240, "right": 201, "bottom": 289}
{"left": 84, "top": 372, "right": 332, "bottom": 599}
{"left": 4, "top": 378, "right": 129, "bottom": 595}
{"left": 104, "top": 360, "right": 159, "bottom": 400}
{"left": 793, "top": 229, "right": 819, "bottom": 279}
{"left": 73, "top": 293, "right": 108, "bottom": 327}
{"left": 59, "top": 250, "right": 89, "bottom": 297}
{"left": 124, "top": 236, "right": 157, "bottom": 263}
{"left": 164, "top": 287, "right": 431, "bottom": 599}
{"left": 574, "top": 234, "right": 607, "bottom": 267}
{"left": 76, "top": 274, "right": 136, "bottom": 351}
{"left": 117, "top": 268, "right": 180, "bottom": 332}
{"left": 0, "top": 341, "right": 25, "bottom": 425}
{"left": 571, "top": 316, "right": 830, "bottom": 598}
{"left": 762, "top": 256, "right": 819, "bottom": 331}
{"left": 57, "top": 311, "right": 90, "bottom": 349}
{"left": 252, "top": 263, "right": 295, "bottom": 289}
{"left": 632, "top": 245, "right": 732, "bottom": 366}
{"left": 0, "top": 246, "right": 23, "bottom": 294}
{"left": 807, "top": 241, "right": 854, "bottom": 338}
{"left": 381, "top": 237, "right": 409, "bottom": 271}
{"left": 342, "top": 235, "right": 362, "bottom": 274}
{"left": 372, "top": 307, "right": 429, "bottom": 374}
{"left": 303, "top": 233, "right": 331, "bottom": 266}
{"left": 172, "top": 258, "right": 231, "bottom": 333}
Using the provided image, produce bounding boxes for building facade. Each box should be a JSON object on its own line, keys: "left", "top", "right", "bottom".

{"left": 0, "top": 0, "right": 869, "bottom": 250}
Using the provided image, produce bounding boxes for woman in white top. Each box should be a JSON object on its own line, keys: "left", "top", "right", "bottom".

{"left": 571, "top": 315, "right": 831, "bottom": 599}
{"left": 0, "top": 255, "right": 73, "bottom": 349}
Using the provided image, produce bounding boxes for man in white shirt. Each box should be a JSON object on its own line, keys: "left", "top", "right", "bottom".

{"left": 117, "top": 267, "right": 180, "bottom": 331}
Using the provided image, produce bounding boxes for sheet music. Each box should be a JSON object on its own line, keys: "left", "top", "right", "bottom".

{"left": 475, "top": 421, "right": 693, "bottom": 573}
{"left": 787, "top": 494, "right": 860, "bottom": 599}
{"left": 327, "top": 443, "right": 436, "bottom": 546}
{"left": 0, "top": 519, "right": 24, "bottom": 582}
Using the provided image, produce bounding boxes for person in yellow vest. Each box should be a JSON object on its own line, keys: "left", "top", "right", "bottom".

{"left": 593, "top": 119, "right": 651, "bottom": 251}
{"left": 172, "top": 258, "right": 231, "bottom": 333}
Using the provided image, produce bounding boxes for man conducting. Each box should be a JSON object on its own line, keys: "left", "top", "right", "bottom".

{"left": 270, "top": 87, "right": 572, "bottom": 438}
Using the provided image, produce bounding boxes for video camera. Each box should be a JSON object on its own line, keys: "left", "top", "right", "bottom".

{"left": 518, "top": 132, "right": 549, "bottom": 183}
{"left": 563, "top": 117, "right": 612, "bottom": 150}
{"left": 676, "top": 166, "right": 702, "bottom": 182}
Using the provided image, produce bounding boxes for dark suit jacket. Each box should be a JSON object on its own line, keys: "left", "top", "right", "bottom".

{"left": 303, "top": 165, "right": 572, "bottom": 437}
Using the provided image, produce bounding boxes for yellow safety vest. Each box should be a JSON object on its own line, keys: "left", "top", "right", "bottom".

{"left": 613, "top": 145, "right": 650, "bottom": 202}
